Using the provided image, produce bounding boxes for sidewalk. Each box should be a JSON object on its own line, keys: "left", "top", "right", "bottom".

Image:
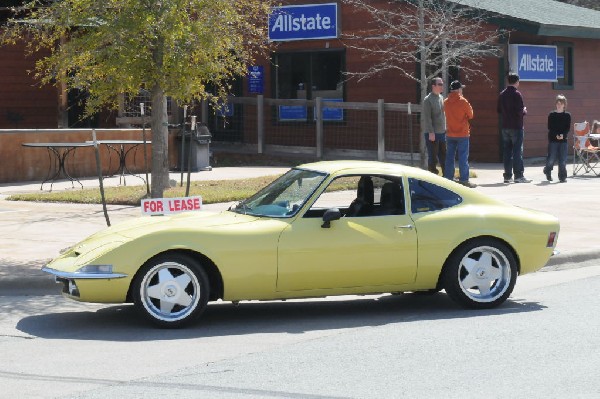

{"left": 1, "top": 163, "right": 598, "bottom": 295}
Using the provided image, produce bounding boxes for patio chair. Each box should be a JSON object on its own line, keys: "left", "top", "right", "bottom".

{"left": 573, "top": 121, "right": 600, "bottom": 176}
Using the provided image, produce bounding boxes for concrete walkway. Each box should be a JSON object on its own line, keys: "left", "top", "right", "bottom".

{"left": 0, "top": 162, "right": 598, "bottom": 295}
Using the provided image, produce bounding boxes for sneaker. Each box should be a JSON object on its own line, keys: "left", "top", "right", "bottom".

{"left": 459, "top": 181, "right": 477, "bottom": 188}
{"left": 514, "top": 177, "right": 532, "bottom": 183}
{"left": 559, "top": 179, "right": 567, "bottom": 183}
{"left": 544, "top": 170, "right": 553, "bottom": 181}
{"left": 503, "top": 178, "right": 512, "bottom": 183}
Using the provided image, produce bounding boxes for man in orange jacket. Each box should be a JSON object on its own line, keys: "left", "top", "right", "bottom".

{"left": 444, "top": 80, "right": 475, "bottom": 188}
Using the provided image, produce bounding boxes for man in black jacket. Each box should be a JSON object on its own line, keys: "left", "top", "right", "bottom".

{"left": 497, "top": 73, "right": 531, "bottom": 183}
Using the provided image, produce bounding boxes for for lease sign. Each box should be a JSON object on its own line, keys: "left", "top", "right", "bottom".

{"left": 141, "top": 196, "right": 202, "bottom": 216}
{"left": 269, "top": 3, "right": 338, "bottom": 41}
{"left": 509, "top": 44, "right": 558, "bottom": 82}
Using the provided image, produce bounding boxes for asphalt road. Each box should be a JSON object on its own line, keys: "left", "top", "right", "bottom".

{"left": 1, "top": 264, "right": 599, "bottom": 399}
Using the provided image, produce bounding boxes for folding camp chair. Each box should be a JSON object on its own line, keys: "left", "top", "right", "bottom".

{"left": 573, "top": 121, "right": 600, "bottom": 176}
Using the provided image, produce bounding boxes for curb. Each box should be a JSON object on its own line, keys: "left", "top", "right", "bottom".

{"left": 544, "top": 249, "right": 600, "bottom": 268}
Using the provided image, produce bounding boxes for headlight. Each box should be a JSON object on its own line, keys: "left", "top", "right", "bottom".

{"left": 76, "top": 265, "right": 114, "bottom": 274}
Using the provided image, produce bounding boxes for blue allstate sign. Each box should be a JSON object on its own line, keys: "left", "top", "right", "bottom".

{"left": 509, "top": 44, "right": 557, "bottom": 82}
{"left": 269, "top": 3, "right": 338, "bottom": 41}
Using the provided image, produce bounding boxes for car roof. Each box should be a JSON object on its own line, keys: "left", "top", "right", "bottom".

{"left": 296, "top": 160, "right": 426, "bottom": 177}
{"left": 296, "top": 160, "right": 507, "bottom": 206}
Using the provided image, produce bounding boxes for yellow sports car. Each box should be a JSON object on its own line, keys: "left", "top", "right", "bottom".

{"left": 43, "top": 161, "right": 559, "bottom": 327}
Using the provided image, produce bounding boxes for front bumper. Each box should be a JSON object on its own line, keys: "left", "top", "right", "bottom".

{"left": 42, "top": 266, "right": 127, "bottom": 280}
{"left": 42, "top": 266, "right": 129, "bottom": 300}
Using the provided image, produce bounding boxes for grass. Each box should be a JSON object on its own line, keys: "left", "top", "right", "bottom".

{"left": 6, "top": 152, "right": 475, "bottom": 206}
{"left": 7, "top": 175, "right": 282, "bottom": 206}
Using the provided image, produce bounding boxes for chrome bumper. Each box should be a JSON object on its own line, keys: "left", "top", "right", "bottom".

{"left": 42, "top": 266, "right": 127, "bottom": 279}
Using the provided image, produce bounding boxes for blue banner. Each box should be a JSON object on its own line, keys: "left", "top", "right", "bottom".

{"left": 557, "top": 56, "right": 564, "bottom": 79}
{"left": 509, "top": 44, "right": 557, "bottom": 82}
{"left": 269, "top": 3, "right": 338, "bottom": 41}
{"left": 248, "top": 66, "right": 264, "bottom": 94}
{"left": 279, "top": 105, "right": 307, "bottom": 121}
{"left": 315, "top": 98, "right": 344, "bottom": 121}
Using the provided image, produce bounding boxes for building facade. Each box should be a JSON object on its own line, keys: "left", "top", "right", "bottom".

{"left": 3, "top": 0, "right": 600, "bottom": 164}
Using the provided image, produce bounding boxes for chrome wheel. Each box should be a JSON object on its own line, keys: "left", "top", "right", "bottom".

{"left": 457, "top": 246, "right": 511, "bottom": 302}
{"left": 443, "top": 239, "right": 517, "bottom": 309}
{"left": 133, "top": 254, "right": 209, "bottom": 327}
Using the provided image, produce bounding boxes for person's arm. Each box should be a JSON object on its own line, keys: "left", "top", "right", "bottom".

{"left": 563, "top": 113, "right": 572, "bottom": 138}
{"left": 517, "top": 92, "right": 527, "bottom": 116}
{"left": 464, "top": 99, "right": 474, "bottom": 121}
{"left": 422, "top": 97, "right": 434, "bottom": 136}
{"left": 547, "top": 112, "right": 556, "bottom": 141}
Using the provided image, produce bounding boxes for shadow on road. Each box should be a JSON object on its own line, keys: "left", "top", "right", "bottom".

{"left": 16, "top": 293, "right": 546, "bottom": 341}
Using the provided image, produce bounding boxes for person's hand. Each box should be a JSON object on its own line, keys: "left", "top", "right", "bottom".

{"left": 428, "top": 133, "right": 435, "bottom": 141}
{"left": 557, "top": 134, "right": 563, "bottom": 140}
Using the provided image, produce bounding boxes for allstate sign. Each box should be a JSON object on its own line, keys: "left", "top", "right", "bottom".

{"left": 509, "top": 44, "right": 557, "bottom": 82}
{"left": 269, "top": 3, "right": 338, "bottom": 41}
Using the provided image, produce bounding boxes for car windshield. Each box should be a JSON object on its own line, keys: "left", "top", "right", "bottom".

{"left": 229, "top": 168, "right": 328, "bottom": 217}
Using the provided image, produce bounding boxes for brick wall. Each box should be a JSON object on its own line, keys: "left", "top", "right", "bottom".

{"left": 0, "top": 129, "right": 179, "bottom": 183}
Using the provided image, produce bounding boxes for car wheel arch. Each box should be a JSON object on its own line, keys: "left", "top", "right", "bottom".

{"left": 126, "top": 249, "right": 224, "bottom": 303}
{"left": 435, "top": 235, "right": 521, "bottom": 290}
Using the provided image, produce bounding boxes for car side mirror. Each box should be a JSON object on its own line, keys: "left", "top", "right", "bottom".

{"left": 321, "top": 208, "right": 341, "bottom": 228}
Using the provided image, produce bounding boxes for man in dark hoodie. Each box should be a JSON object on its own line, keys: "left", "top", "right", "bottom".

{"left": 497, "top": 73, "right": 531, "bottom": 183}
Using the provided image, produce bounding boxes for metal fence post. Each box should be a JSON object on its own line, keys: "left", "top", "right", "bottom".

{"left": 378, "top": 99, "right": 385, "bottom": 161}
{"left": 257, "top": 94, "right": 264, "bottom": 154}
{"left": 316, "top": 97, "right": 323, "bottom": 159}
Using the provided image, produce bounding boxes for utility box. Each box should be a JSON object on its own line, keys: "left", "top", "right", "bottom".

{"left": 177, "top": 124, "right": 212, "bottom": 172}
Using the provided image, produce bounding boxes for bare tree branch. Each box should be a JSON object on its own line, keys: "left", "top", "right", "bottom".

{"left": 341, "top": 0, "right": 504, "bottom": 167}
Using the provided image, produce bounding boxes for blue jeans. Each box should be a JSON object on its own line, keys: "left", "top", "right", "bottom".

{"left": 502, "top": 129, "right": 525, "bottom": 180}
{"left": 544, "top": 141, "right": 568, "bottom": 181}
{"left": 445, "top": 137, "right": 470, "bottom": 182}
{"left": 424, "top": 133, "right": 446, "bottom": 175}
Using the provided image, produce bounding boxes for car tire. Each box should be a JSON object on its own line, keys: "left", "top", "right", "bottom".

{"left": 133, "top": 253, "right": 209, "bottom": 328}
{"left": 443, "top": 238, "right": 517, "bottom": 309}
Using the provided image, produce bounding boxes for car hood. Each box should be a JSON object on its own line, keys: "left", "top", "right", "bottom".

{"left": 56, "top": 210, "right": 260, "bottom": 260}
{"left": 94, "top": 210, "right": 260, "bottom": 240}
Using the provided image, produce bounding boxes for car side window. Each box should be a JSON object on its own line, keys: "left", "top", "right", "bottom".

{"left": 409, "top": 178, "right": 462, "bottom": 213}
{"left": 305, "top": 175, "right": 405, "bottom": 218}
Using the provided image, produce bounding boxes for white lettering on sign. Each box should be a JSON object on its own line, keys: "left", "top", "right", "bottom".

{"left": 519, "top": 54, "right": 554, "bottom": 73}
{"left": 271, "top": 13, "right": 331, "bottom": 33}
{"left": 141, "top": 196, "right": 202, "bottom": 216}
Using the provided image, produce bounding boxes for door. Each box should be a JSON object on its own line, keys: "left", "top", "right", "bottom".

{"left": 276, "top": 175, "right": 418, "bottom": 292}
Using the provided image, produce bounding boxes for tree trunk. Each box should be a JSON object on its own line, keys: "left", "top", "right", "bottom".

{"left": 150, "top": 84, "right": 169, "bottom": 198}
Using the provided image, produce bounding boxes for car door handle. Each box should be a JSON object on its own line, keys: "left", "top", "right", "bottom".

{"left": 395, "top": 224, "right": 414, "bottom": 230}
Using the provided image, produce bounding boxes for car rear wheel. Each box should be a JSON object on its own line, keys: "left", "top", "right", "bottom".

{"left": 133, "top": 253, "right": 209, "bottom": 328}
{"left": 443, "top": 238, "right": 517, "bottom": 309}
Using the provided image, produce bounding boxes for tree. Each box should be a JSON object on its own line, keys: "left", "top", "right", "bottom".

{"left": 2, "top": 0, "right": 273, "bottom": 197}
{"left": 342, "top": 0, "right": 503, "bottom": 168}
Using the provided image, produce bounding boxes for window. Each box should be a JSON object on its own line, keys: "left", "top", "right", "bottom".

{"left": 306, "top": 175, "right": 405, "bottom": 218}
{"left": 553, "top": 42, "right": 573, "bottom": 90}
{"left": 409, "top": 178, "right": 462, "bottom": 213}
{"left": 273, "top": 50, "right": 345, "bottom": 100}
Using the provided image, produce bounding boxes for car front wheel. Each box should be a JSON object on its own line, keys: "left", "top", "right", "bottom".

{"left": 443, "top": 239, "right": 517, "bottom": 309}
{"left": 133, "top": 253, "right": 209, "bottom": 328}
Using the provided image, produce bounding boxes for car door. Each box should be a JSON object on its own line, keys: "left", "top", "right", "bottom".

{"left": 276, "top": 175, "right": 418, "bottom": 292}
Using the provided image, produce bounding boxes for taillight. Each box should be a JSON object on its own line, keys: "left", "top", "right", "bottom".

{"left": 546, "top": 232, "right": 557, "bottom": 247}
